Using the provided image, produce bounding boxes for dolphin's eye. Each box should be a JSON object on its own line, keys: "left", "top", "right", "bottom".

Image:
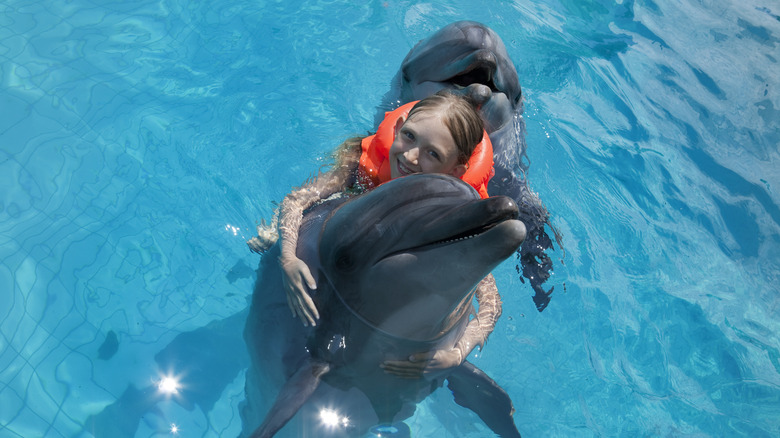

{"left": 334, "top": 250, "right": 355, "bottom": 271}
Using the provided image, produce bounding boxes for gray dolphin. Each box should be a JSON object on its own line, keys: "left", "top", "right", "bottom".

{"left": 243, "top": 174, "right": 525, "bottom": 437}
{"left": 381, "top": 20, "right": 560, "bottom": 312}
{"left": 392, "top": 21, "right": 521, "bottom": 137}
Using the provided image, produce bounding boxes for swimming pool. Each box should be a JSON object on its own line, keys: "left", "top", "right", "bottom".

{"left": 1, "top": 0, "right": 778, "bottom": 436}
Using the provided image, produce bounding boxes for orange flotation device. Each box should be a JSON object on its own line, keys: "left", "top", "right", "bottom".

{"left": 358, "top": 101, "right": 494, "bottom": 198}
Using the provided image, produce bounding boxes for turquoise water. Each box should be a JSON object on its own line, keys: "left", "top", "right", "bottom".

{"left": 1, "top": 0, "right": 779, "bottom": 436}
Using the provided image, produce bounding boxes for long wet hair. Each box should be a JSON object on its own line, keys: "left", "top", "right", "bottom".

{"left": 407, "top": 90, "right": 484, "bottom": 165}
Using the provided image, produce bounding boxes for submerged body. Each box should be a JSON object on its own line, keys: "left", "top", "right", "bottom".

{"left": 243, "top": 175, "right": 526, "bottom": 437}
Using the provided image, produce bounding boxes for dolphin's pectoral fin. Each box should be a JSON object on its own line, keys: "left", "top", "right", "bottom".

{"left": 446, "top": 361, "right": 521, "bottom": 438}
{"left": 250, "top": 360, "right": 331, "bottom": 438}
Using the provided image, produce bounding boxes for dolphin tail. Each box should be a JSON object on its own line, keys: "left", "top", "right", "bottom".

{"left": 446, "top": 361, "right": 522, "bottom": 438}
{"left": 249, "top": 360, "right": 331, "bottom": 438}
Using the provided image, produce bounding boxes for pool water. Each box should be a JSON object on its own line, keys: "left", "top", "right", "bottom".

{"left": 2, "top": 0, "right": 779, "bottom": 437}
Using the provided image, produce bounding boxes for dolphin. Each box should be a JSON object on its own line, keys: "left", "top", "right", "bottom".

{"left": 380, "top": 20, "right": 559, "bottom": 312}
{"left": 243, "top": 174, "right": 526, "bottom": 437}
{"left": 390, "top": 21, "right": 521, "bottom": 140}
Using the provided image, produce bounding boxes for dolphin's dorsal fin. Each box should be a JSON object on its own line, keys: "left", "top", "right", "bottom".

{"left": 446, "top": 361, "right": 522, "bottom": 438}
{"left": 251, "top": 360, "right": 330, "bottom": 438}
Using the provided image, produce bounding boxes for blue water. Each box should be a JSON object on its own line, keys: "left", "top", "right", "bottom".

{"left": 1, "top": 0, "right": 779, "bottom": 437}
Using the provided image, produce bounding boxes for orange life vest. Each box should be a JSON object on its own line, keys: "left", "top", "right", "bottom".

{"left": 358, "top": 101, "right": 494, "bottom": 199}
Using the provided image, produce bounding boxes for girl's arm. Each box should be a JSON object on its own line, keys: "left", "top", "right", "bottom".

{"left": 277, "top": 139, "right": 362, "bottom": 326}
{"left": 453, "top": 274, "right": 502, "bottom": 358}
{"left": 381, "top": 274, "right": 503, "bottom": 378}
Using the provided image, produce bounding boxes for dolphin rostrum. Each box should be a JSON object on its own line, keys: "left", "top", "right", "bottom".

{"left": 243, "top": 174, "right": 526, "bottom": 437}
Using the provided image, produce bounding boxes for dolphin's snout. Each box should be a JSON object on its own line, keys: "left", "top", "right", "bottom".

{"left": 455, "top": 84, "right": 492, "bottom": 106}
{"left": 473, "top": 49, "right": 498, "bottom": 69}
{"left": 485, "top": 195, "right": 519, "bottom": 221}
{"left": 504, "top": 218, "right": 527, "bottom": 248}
{"left": 483, "top": 197, "right": 526, "bottom": 252}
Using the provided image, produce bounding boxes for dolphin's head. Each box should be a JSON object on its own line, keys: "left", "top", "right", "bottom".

{"left": 399, "top": 21, "right": 522, "bottom": 133}
{"left": 318, "top": 174, "right": 525, "bottom": 339}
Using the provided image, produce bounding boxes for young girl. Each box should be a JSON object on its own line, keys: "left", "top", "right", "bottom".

{"left": 249, "top": 91, "right": 503, "bottom": 376}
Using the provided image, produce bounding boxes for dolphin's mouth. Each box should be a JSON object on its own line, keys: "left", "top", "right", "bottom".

{"left": 429, "top": 218, "right": 503, "bottom": 246}
{"left": 387, "top": 203, "right": 519, "bottom": 258}
{"left": 448, "top": 65, "right": 498, "bottom": 92}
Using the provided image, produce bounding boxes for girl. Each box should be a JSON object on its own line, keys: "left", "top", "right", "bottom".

{"left": 250, "top": 91, "right": 503, "bottom": 376}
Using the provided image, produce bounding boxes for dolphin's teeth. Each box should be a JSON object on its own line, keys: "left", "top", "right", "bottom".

{"left": 434, "top": 232, "right": 483, "bottom": 246}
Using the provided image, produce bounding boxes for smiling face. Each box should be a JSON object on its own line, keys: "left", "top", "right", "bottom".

{"left": 388, "top": 112, "right": 467, "bottom": 180}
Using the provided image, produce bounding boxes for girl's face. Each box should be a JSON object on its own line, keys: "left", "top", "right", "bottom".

{"left": 388, "top": 113, "right": 467, "bottom": 180}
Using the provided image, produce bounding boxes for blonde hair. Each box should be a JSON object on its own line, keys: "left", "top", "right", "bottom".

{"left": 406, "top": 90, "right": 484, "bottom": 165}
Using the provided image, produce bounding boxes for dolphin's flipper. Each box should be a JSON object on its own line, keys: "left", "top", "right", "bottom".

{"left": 251, "top": 360, "right": 331, "bottom": 438}
{"left": 446, "top": 361, "right": 521, "bottom": 438}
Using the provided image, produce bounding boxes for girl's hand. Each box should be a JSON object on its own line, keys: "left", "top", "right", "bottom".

{"left": 380, "top": 348, "right": 464, "bottom": 379}
{"left": 247, "top": 223, "right": 279, "bottom": 253}
{"left": 279, "top": 256, "right": 319, "bottom": 326}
